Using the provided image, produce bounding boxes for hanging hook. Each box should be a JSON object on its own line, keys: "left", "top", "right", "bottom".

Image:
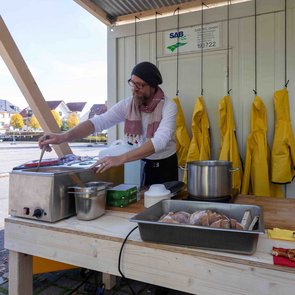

{"left": 202, "top": 2, "right": 209, "bottom": 8}
{"left": 227, "top": 89, "right": 232, "bottom": 95}
{"left": 285, "top": 80, "right": 289, "bottom": 88}
{"left": 253, "top": 89, "right": 257, "bottom": 95}
{"left": 173, "top": 7, "right": 180, "bottom": 15}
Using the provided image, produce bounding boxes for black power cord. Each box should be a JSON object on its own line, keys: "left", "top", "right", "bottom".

{"left": 117, "top": 226, "right": 139, "bottom": 295}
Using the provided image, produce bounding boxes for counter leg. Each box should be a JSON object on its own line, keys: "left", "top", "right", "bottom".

{"left": 9, "top": 250, "right": 33, "bottom": 295}
{"left": 102, "top": 273, "right": 116, "bottom": 290}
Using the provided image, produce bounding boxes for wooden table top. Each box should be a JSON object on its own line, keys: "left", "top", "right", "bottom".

{"left": 107, "top": 193, "right": 295, "bottom": 231}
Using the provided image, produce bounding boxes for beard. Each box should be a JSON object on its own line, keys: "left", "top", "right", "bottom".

{"left": 133, "top": 92, "right": 150, "bottom": 107}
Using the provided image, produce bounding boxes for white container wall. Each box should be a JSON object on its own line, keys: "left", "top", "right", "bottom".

{"left": 107, "top": 0, "right": 295, "bottom": 197}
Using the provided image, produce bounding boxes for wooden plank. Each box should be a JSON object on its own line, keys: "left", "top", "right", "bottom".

{"left": 8, "top": 250, "right": 33, "bottom": 295}
{"left": 107, "top": 192, "right": 295, "bottom": 231}
{"left": 74, "top": 0, "right": 111, "bottom": 25}
{"left": 5, "top": 213, "right": 295, "bottom": 295}
{"left": 235, "top": 195, "right": 295, "bottom": 231}
{"left": 0, "top": 16, "right": 72, "bottom": 157}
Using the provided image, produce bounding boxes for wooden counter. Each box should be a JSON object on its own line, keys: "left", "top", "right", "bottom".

{"left": 109, "top": 193, "right": 295, "bottom": 230}
{"left": 5, "top": 194, "right": 295, "bottom": 295}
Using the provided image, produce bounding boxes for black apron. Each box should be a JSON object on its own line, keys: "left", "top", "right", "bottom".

{"left": 142, "top": 153, "right": 178, "bottom": 187}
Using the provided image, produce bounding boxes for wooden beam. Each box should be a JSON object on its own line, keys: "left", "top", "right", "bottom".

{"left": 0, "top": 15, "right": 72, "bottom": 157}
{"left": 74, "top": 0, "right": 112, "bottom": 26}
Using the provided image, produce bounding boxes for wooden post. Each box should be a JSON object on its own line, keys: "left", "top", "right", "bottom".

{"left": 0, "top": 15, "right": 72, "bottom": 157}
{"left": 9, "top": 251, "right": 33, "bottom": 295}
{"left": 102, "top": 273, "right": 117, "bottom": 290}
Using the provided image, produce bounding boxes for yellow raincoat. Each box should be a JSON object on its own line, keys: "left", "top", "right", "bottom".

{"left": 219, "top": 95, "right": 243, "bottom": 192}
{"left": 186, "top": 96, "right": 211, "bottom": 162}
{"left": 271, "top": 88, "right": 295, "bottom": 183}
{"left": 173, "top": 97, "right": 191, "bottom": 167}
{"left": 241, "top": 96, "right": 283, "bottom": 197}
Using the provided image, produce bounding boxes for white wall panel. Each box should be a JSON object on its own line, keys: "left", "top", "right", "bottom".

{"left": 107, "top": 0, "right": 295, "bottom": 197}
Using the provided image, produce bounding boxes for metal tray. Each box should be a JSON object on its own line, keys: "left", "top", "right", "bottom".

{"left": 130, "top": 200, "right": 265, "bottom": 255}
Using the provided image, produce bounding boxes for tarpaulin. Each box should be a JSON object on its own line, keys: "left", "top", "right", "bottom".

{"left": 218, "top": 95, "right": 243, "bottom": 192}
{"left": 241, "top": 96, "right": 283, "bottom": 197}
{"left": 271, "top": 88, "right": 295, "bottom": 184}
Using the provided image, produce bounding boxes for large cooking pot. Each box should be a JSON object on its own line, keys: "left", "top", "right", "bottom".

{"left": 187, "top": 160, "right": 239, "bottom": 199}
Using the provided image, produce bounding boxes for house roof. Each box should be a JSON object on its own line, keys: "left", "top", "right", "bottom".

{"left": 88, "top": 104, "right": 107, "bottom": 119}
{"left": 74, "top": 0, "right": 250, "bottom": 26}
{"left": 67, "top": 102, "right": 87, "bottom": 112}
{"left": 47, "top": 100, "right": 63, "bottom": 110}
{"left": 0, "top": 99, "right": 20, "bottom": 113}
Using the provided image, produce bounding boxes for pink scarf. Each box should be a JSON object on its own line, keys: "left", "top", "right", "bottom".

{"left": 124, "top": 87, "right": 165, "bottom": 143}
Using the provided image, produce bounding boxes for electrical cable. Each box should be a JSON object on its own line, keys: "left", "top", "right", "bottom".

{"left": 67, "top": 269, "right": 95, "bottom": 295}
{"left": 254, "top": 0, "right": 257, "bottom": 95}
{"left": 117, "top": 225, "right": 138, "bottom": 295}
{"left": 201, "top": 2, "right": 204, "bottom": 96}
{"left": 174, "top": 7, "right": 180, "bottom": 96}
{"left": 226, "top": 0, "right": 231, "bottom": 95}
{"left": 135, "top": 16, "right": 140, "bottom": 64}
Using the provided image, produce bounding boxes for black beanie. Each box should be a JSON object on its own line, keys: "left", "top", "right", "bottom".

{"left": 131, "top": 61, "right": 162, "bottom": 88}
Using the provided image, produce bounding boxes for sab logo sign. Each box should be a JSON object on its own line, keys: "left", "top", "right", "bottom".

{"left": 169, "top": 31, "right": 184, "bottom": 38}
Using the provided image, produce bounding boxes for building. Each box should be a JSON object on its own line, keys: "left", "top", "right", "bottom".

{"left": 0, "top": 99, "right": 20, "bottom": 134}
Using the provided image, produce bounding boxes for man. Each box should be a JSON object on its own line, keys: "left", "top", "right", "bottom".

{"left": 39, "top": 61, "right": 178, "bottom": 186}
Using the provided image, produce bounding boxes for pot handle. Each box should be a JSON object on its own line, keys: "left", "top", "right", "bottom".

{"left": 229, "top": 167, "right": 240, "bottom": 173}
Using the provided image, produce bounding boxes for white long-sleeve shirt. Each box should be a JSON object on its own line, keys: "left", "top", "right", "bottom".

{"left": 90, "top": 96, "right": 177, "bottom": 160}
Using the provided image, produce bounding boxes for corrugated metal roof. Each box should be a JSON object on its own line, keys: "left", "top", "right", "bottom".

{"left": 75, "top": 0, "right": 251, "bottom": 26}
{"left": 92, "top": 0, "right": 192, "bottom": 22}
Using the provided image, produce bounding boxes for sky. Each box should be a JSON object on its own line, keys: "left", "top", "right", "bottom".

{"left": 0, "top": 0, "right": 107, "bottom": 111}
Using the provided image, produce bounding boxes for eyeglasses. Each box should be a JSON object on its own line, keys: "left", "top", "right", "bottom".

{"left": 128, "top": 79, "right": 147, "bottom": 89}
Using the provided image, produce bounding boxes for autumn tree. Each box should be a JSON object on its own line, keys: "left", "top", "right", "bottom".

{"left": 67, "top": 112, "right": 79, "bottom": 129}
{"left": 51, "top": 110, "right": 62, "bottom": 128}
{"left": 28, "top": 115, "right": 41, "bottom": 130}
{"left": 10, "top": 114, "right": 24, "bottom": 130}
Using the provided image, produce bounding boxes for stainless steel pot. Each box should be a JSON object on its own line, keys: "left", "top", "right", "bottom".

{"left": 69, "top": 182, "right": 110, "bottom": 220}
{"left": 187, "top": 160, "right": 239, "bottom": 199}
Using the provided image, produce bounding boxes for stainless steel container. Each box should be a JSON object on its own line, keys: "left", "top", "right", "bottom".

{"left": 187, "top": 160, "right": 238, "bottom": 198}
{"left": 70, "top": 182, "right": 109, "bottom": 221}
{"left": 9, "top": 167, "right": 100, "bottom": 222}
{"left": 130, "top": 200, "right": 265, "bottom": 255}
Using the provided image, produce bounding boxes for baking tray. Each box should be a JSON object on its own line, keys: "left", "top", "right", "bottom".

{"left": 130, "top": 200, "right": 265, "bottom": 255}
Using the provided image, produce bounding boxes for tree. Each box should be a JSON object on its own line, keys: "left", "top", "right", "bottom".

{"left": 10, "top": 114, "right": 24, "bottom": 130}
{"left": 28, "top": 115, "right": 41, "bottom": 130}
{"left": 67, "top": 112, "right": 79, "bottom": 129}
{"left": 51, "top": 110, "right": 62, "bottom": 128}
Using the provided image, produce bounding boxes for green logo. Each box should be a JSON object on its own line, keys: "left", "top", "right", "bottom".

{"left": 167, "top": 41, "right": 187, "bottom": 52}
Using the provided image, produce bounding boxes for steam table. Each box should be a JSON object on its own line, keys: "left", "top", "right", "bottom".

{"left": 4, "top": 195, "right": 295, "bottom": 295}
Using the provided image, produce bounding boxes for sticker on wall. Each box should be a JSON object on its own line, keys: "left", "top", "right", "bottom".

{"left": 164, "top": 23, "right": 220, "bottom": 55}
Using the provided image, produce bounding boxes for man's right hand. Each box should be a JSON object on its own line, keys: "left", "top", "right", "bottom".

{"left": 38, "top": 133, "right": 65, "bottom": 152}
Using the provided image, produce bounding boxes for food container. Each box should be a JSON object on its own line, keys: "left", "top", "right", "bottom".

{"left": 70, "top": 182, "right": 109, "bottom": 220}
{"left": 107, "top": 184, "right": 138, "bottom": 207}
{"left": 130, "top": 200, "right": 264, "bottom": 255}
{"left": 187, "top": 160, "right": 239, "bottom": 199}
{"left": 144, "top": 184, "right": 171, "bottom": 208}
